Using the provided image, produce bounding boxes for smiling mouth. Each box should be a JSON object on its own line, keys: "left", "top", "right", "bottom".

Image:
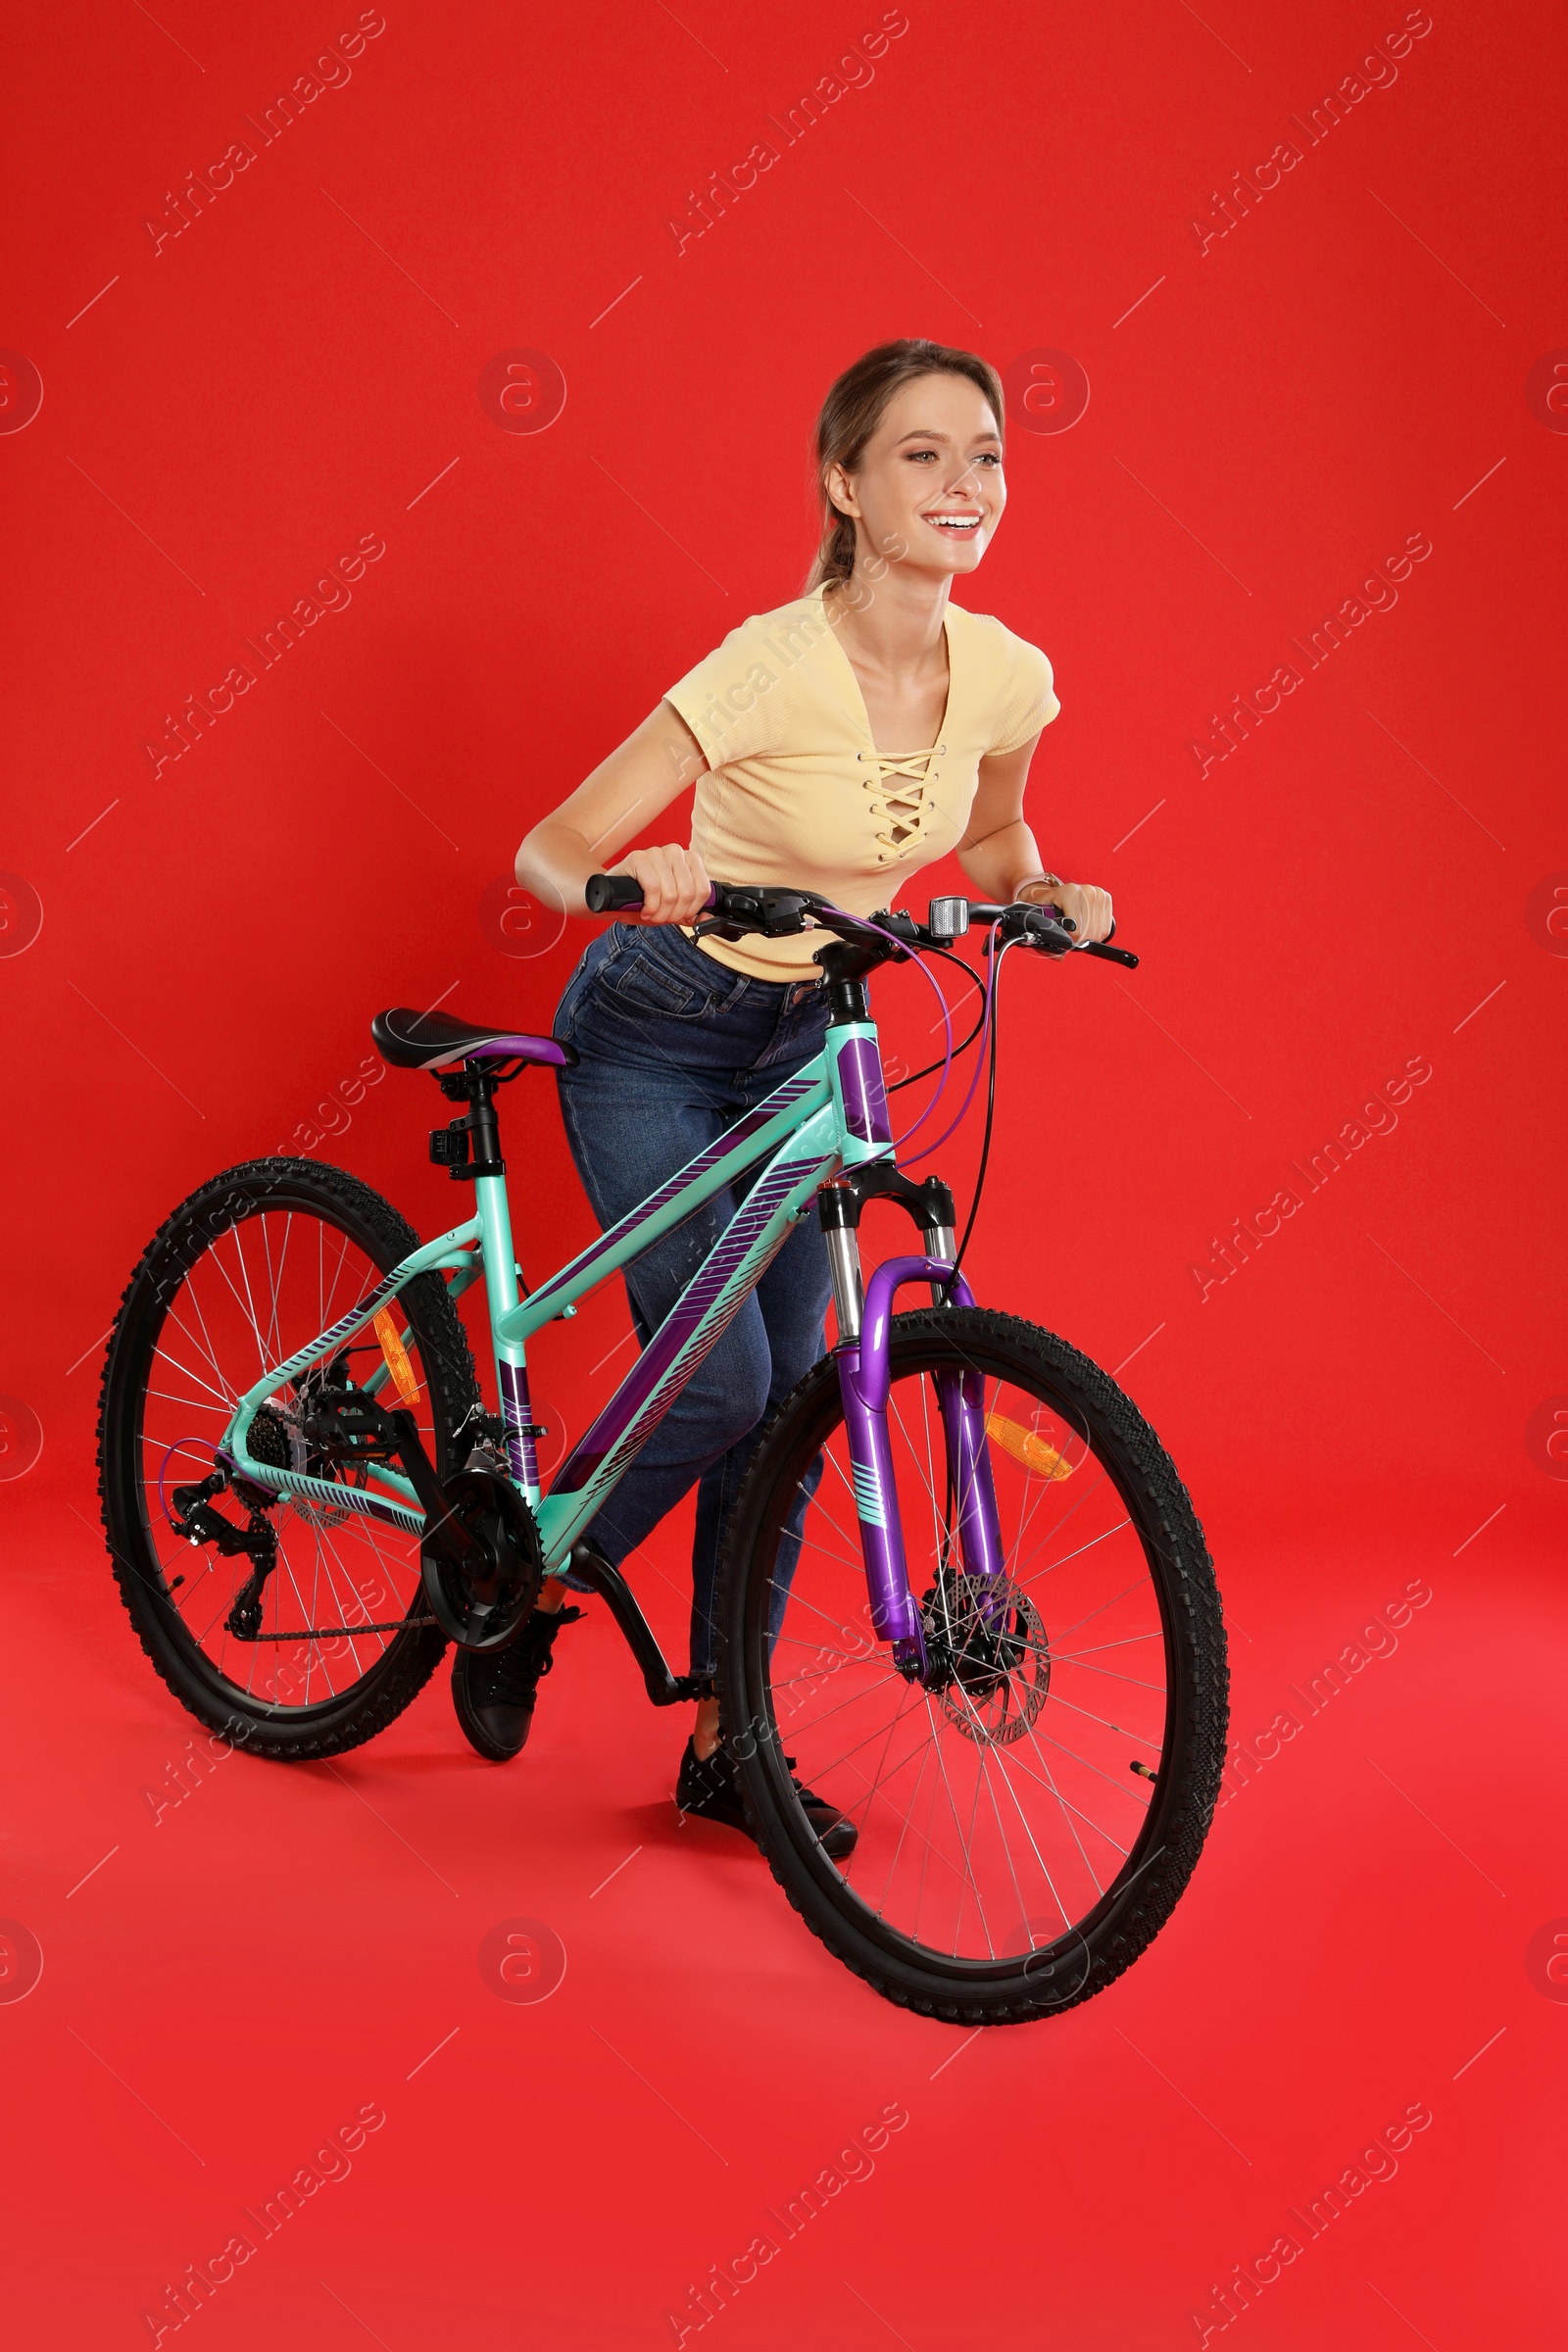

{"left": 923, "top": 512, "right": 983, "bottom": 534}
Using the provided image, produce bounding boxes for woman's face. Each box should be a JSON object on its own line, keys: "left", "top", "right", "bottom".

{"left": 827, "top": 371, "right": 1005, "bottom": 584}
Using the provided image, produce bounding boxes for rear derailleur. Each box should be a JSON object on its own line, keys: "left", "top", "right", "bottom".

{"left": 167, "top": 1474, "right": 278, "bottom": 1641}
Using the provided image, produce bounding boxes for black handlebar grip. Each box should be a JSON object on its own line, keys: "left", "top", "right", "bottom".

{"left": 1081, "top": 941, "right": 1139, "bottom": 968}
{"left": 584, "top": 872, "right": 645, "bottom": 913}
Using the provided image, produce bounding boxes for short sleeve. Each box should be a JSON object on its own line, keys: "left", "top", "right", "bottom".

{"left": 665, "top": 619, "right": 786, "bottom": 769}
{"left": 986, "top": 633, "right": 1060, "bottom": 757}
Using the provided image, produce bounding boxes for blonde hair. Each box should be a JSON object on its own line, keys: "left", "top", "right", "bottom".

{"left": 806, "top": 338, "right": 1004, "bottom": 591}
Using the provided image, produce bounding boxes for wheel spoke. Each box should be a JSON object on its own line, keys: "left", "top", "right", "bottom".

{"left": 157, "top": 1298, "right": 240, "bottom": 1408}
{"left": 148, "top": 1344, "right": 236, "bottom": 1413}
{"left": 874, "top": 1723, "right": 935, "bottom": 1920}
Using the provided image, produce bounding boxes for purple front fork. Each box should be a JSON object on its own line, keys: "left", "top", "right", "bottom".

{"left": 835, "top": 1255, "right": 1006, "bottom": 1681}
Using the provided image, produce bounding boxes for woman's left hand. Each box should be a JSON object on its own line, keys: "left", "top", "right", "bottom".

{"left": 1024, "top": 878, "right": 1113, "bottom": 943}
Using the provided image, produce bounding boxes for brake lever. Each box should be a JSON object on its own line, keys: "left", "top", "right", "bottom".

{"left": 988, "top": 905, "right": 1073, "bottom": 956}
{"left": 1007, "top": 899, "right": 1140, "bottom": 970}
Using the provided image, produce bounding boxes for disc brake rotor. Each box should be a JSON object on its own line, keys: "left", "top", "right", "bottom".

{"left": 924, "top": 1576, "right": 1052, "bottom": 1746}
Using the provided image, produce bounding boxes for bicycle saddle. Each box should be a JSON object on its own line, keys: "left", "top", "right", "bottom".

{"left": 370, "top": 1007, "right": 577, "bottom": 1071}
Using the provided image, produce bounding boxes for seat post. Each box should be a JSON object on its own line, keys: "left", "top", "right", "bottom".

{"left": 466, "top": 1068, "right": 503, "bottom": 1172}
{"left": 438, "top": 1065, "right": 505, "bottom": 1177}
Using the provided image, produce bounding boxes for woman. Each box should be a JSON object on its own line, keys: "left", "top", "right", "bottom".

{"left": 454, "top": 338, "right": 1112, "bottom": 1848}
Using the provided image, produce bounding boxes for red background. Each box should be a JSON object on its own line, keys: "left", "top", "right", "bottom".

{"left": 2, "top": 0, "right": 1564, "bottom": 2343}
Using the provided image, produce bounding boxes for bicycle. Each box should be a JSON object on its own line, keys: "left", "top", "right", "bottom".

{"left": 98, "top": 879, "right": 1228, "bottom": 2024}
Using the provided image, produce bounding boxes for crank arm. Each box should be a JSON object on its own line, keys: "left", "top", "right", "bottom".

{"left": 384, "top": 1406, "right": 484, "bottom": 1568}
{"left": 564, "top": 1543, "right": 711, "bottom": 1706}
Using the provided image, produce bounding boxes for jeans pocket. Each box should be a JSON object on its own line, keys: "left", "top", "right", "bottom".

{"left": 602, "top": 953, "right": 700, "bottom": 1017}
{"left": 599, "top": 925, "right": 738, "bottom": 1021}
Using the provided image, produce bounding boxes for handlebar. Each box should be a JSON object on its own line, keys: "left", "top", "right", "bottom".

{"left": 582, "top": 873, "right": 1139, "bottom": 970}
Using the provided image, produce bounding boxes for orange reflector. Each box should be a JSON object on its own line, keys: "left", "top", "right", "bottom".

{"left": 372, "top": 1307, "right": 419, "bottom": 1408}
{"left": 985, "top": 1410, "right": 1074, "bottom": 1480}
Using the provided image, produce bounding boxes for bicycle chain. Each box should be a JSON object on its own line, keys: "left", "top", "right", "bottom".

{"left": 231, "top": 1616, "right": 440, "bottom": 1642}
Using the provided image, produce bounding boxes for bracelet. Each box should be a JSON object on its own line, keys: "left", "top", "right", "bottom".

{"left": 1017, "top": 873, "right": 1064, "bottom": 903}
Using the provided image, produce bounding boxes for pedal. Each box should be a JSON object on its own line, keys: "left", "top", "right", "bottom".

{"left": 297, "top": 1357, "right": 401, "bottom": 1462}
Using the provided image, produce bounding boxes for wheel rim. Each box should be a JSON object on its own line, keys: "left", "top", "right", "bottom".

{"left": 747, "top": 1335, "right": 1181, "bottom": 1975}
{"left": 131, "top": 1198, "right": 445, "bottom": 1713}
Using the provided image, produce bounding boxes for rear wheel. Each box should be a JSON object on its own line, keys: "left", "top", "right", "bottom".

{"left": 98, "top": 1158, "right": 479, "bottom": 1758}
{"left": 719, "top": 1307, "right": 1228, "bottom": 2023}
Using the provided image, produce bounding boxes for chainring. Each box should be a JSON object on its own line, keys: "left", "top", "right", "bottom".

{"left": 420, "top": 1468, "right": 544, "bottom": 1652}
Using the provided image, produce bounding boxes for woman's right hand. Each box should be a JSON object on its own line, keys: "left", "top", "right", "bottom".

{"left": 607, "top": 844, "right": 711, "bottom": 926}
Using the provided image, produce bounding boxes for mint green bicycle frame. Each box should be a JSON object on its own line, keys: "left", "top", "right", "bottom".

{"left": 219, "top": 1021, "right": 900, "bottom": 1577}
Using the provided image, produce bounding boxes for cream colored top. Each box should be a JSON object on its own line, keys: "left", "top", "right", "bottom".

{"left": 664, "top": 586, "right": 1059, "bottom": 980}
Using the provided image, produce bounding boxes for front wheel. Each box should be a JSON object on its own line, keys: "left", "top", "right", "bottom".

{"left": 718, "top": 1307, "right": 1228, "bottom": 2024}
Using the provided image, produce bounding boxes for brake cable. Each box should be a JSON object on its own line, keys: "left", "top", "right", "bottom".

{"left": 885, "top": 946, "right": 987, "bottom": 1096}
{"left": 901, "top": 919, "right": 1006, "bottom": 1169}
{"left": 940, "top": 931, "right": 1018, "bottom": 1303}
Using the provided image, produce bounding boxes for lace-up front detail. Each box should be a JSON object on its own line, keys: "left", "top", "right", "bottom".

{"left": 664, "top": 586, "right": 1059, "bottom": 977}
{"left": 857, "top": 743, "right": 948, "bottom": 865}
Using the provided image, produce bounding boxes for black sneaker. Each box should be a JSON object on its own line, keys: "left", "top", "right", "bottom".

{"left": 675, "top": 1737, "right": 858, "bottom": 1860}
{"left": 451, "top": 1603, "right": 582, "bottom": 1761}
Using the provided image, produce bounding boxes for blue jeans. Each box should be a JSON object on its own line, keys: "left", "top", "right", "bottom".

{"left": 553, "top": 923, "right": 833, "bottom": 1677}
